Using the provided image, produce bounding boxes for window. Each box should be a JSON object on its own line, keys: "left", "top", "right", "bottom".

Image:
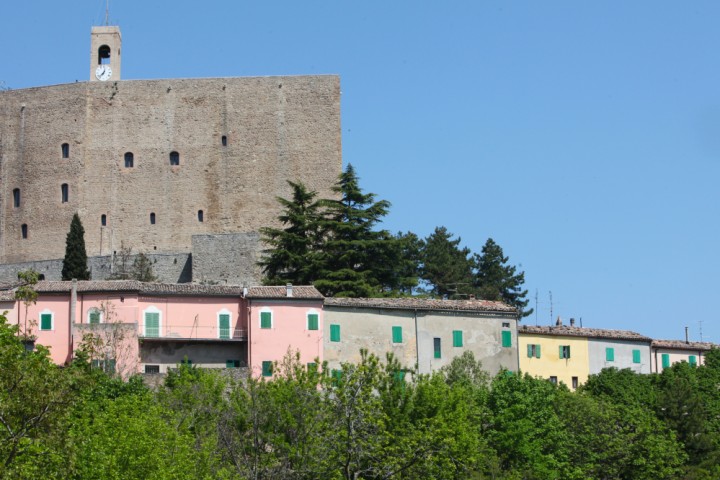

{"left": 12, "top": 189, "right": 20, "bottom": 208}
{"left": 453, "top": 330, "right": 463, "bottom": 347}
{"left": 606, "top": 347, "right": 615, "bottom": 362}
{"left": 144, "top": 309, "right": 161, "bottom": 337}
{"left": 218, "top": 312, "right": 231, "bottom": 339}
{"left": 260, "top": 311, "right": 272, "bottom": 329}
{"left": 144, "top": 365, "right": 160, "bottom": 374}
{"left": 632, "top": 349, "right": 641, "bottom": 364}
{"left": 101, "top": 214, "right": 107, "bottom": 226}
{"left": 549, "top": 376, "right": 558, "bottom": 385}
{"left": 92, "top": 359, "right": 116, "bottom": 374}
{"left": 502, "top": 322, "right": 510, "bottom": 328}
{"left": 307, "top": 313, "right": 319, "bottom": 331}
{"left": 572, "top": 376, "right": 579, "bottom": 389}
{"left": 150, "top": 212, "right": 156, "bottom": 225}
{"left": 226, "top": 360, "right": 241, "bottom": 368}
{"left": 661, "top": 353, "right": 670, "bottom": 368}
{"left": 307, "top": 362, "right": 317, "bottom": 371}
{"left": 527, "top": 344, "right": 541, "bottom": 358}
{"left": 124, "top": 152, "right": 134, "bottom": 168}
{"left": 501, "top": 330, "right": 512, "bottom": 348}
{"left": 221, "top": 135, "right": 227, "bottom": 146}
{"left": 330, "top": 324, "right": 340, "bottom": 342}
{"left": 169, "top": 151, "right": 180, "bottom": 165}
{"left": 559, "top": 345, "right": 571, "bottom": 359}
{"left": 331, "top": 369, "right": 343, "bottom": 381}
{"left": 433, "top": 337, "right": 441, "bottom": 359}
{"left": 88, "top": 308, "right": 102, "bottom": 324}
{"left": 61, "top": 143, "right": 69, "bottom": 158}
{"left": 392, "top": 326, "right": 402, "bottom": 344}
{"left": 40, "top": 312, "right": 53, "bottom": 331}
{"left": 689, "top": 355, "right": 697, "bottom": 366}
{"left": 262, "top": 361, "right": 273, "bottom": 377}
{"left": 98, "top": 45, "right": 111, "bottom": 64}
{"left": 61, "top": 183, "right": 69, "bottom": 203}
{"left": 21, "top": 224, "right": 27, "bottom": 239}
{"left": 197, "top": 210, "right": 204, "bottom": 222}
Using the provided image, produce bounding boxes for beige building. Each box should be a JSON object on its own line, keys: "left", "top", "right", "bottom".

{"left": 651, "top": 339, "right": 714, "bottom": 373}
{"left": 323, "top": 297, "right": 518, "bottom": 376}
{"left": 0, "top": 25, "right": 341, "bottom": 283}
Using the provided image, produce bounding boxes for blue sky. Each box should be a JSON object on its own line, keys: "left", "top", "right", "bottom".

{"left": 2, "top": 1, "right": 718, "bottom": 342}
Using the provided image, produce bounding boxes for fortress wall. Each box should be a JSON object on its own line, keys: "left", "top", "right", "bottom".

{"left": 191, "top": 233, "right": 262, "bottom": 286}
{"left": 0, "top": 76, "right": 341, "bottom": 265}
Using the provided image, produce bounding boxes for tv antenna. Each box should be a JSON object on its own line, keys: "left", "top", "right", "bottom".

{"left": 104, "top": 0, "right": 110, "bottom": 26}
{"left": 534, "top": 289, "right": 539, "bottom": 326}
{"left": 549, "top": 290, "right": 553, "bottom": 325}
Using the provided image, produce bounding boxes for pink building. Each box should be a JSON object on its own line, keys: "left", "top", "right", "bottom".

{"left": 2, "top": 280, "right": 322, "bottom": 377}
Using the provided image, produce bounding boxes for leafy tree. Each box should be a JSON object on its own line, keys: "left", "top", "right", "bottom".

{"left": 61, "top": 213, "right": 90, "bottom": 281}
{"left": 131, "top": 253, "right": 157, "bottom": 282}
{"left": 314, "top": 164, "right": 398, "bottom": 297}
{"left": 14, "top": 270, "right": 39, "bottom": 340}
{"left": 474, "top": 238, "right": 532, "bottom": 317}
{"left": 259, "top": 181, "right": 322, "bottom": 286}
{"left": 419, "top": 226, "right": 474, "bottom": 298}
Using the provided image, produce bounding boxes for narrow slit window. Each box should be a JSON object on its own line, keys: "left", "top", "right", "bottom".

{"left": 12, "top": 189, "right": 20, "bottom": 208}
{"left": 101, "top": 214, "right": 107, "bottom": 226}
{"left": 169, "top": 151, "right": 180, "bottom": 166}
{"left": 61, "top": 143, "right": 69, "bottom": 158}
{"left": 150, "top": 212, "right": 156, "bottom": 225}
{"left": 124, "top": 152, "right": 134, "bottom": 168}
{"left": 21, "top": 224, "right": 27, "bottom": 239}
{"left": 221, "top": 135, "right": 227, "bottom": 146}
{"left": 61, "top": 184, "right": 69, "bottom": 203}
{"left": 98, "top": 45, "right": 111, "bottom": 65}
{"left": 197, "top": 210, "right": 204, "bottom": 222}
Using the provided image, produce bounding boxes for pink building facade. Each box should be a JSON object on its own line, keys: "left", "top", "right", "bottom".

{"left": 2, "top": 280, "right": 322, "bottom": 377}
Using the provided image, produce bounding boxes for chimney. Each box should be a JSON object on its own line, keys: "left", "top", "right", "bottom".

{"left": 286, "top": 283, "right": 293, "bottom": 297}
{"left": 685, "top": 326, "right": 689, "bottom": 344}
{"left": 555, "top": 316, "right": 562, "bottom": 326}
{"left": 469, "top": 294, "right": 475, "bottom": 300}
{"left": 570, "top": 318, "right": 575, "bottom": 327}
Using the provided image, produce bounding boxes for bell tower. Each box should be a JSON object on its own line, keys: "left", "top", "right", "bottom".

{"left": 90, "top": 26, "right": 121, "bottom": 82}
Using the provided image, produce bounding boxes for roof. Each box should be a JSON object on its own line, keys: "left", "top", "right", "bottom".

{"left": 324, "top": 297, "right": 516, "bottom": 314}
{"left": 31, "top": 281, "right": 244, "bottom": 296}
{"left": 519, "top": 325, "right": 652, "bottom": 342}
{"left": 652, "top": 339, "right": 716, "bottom": 351}
{"left": 246, "top": 286, "right": 324, "bottom": 299}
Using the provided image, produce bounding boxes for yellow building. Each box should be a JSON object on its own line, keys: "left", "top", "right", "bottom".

{"left": 519, "top": 325, "right": 590, "bottom": 390}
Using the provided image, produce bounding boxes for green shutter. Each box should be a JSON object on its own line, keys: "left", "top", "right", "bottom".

{"left": 606, "top": 347, "right": 614, "bottom": 362}
{"left": 453, "top": 330, "right": 463, "bottom": 347}
{"left": 260, "top": 311, "right": 272, "bottom": 329}
{"left": 560, "top": 345, "right": 564, "bottom": 358}
{"left": 689, "top": 355, "right": 697, "bottom": 366}
{"left": 501, "top": 330, "right": 512, "bottom": 348}
{"left": 226, "top": 360, "right": 240, "bottom": 368}
{"left": 308, "top": 314, "right": 319, "bottom": 331}
{"left": 262, "top": 361, "right": 273, "bottom": 377}
{"left": 632, "top": 349, "right": 641, "bottom": 364}
{"left": 107, "top": 359, "right": 116, "bottom": 375}
{"left": 536, "top": 344, "right": 541, "bottom": 358}
{"left": 566, "top": 346, "right": 571, "bottom": 359}
{"left": 434, "top": 338, "right": 441, "bottom": 359}
{"left": 145, "top": 312, "right": 159, "bottom": 337}
{"left": 662, "top": 353, "right": 670, "bottom": 368}
{"left": 392, "top": 326, "right": 402, "bottom": 343}
{"left": 307, "top": 362, "right": 317, "bottom": 371}
{"left": 219, "top": 314, "right": 231, "bottom": 339}
{"left": 332, "top": 369, "right": 343, "bottom": 381}
{"left": 40, "top": 313, "right": 52, "bottom": 331}
{"left": 89, "top": 311, "right": 100, "bottom": 324}
{"left": 394, "top": 370, "right": 406, "bottom": 382}
{"left": 330, "top": 324, "right": 341, "bottom": 342}
{"left": 527, "top": 344, "right": 534, "bottom": 357}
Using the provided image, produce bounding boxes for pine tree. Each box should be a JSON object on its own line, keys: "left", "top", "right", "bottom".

{"left": 61, "top": 213, "right": 90, "bottom": 281}
{"left": 259, "top": 181, "right": 322, "bottom": 286}
{"left": 419, "top": 226, "right": 474, "bottom": 298}
{"left": 314, "top": 164, "right": 397, "bottom": 297}
{"left": 473, "top": 238, "right": 532, "bottom": 317}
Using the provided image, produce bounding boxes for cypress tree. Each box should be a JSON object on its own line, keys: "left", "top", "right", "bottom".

{"left": 61, "top": 213, "right": 90, "bottom": 281}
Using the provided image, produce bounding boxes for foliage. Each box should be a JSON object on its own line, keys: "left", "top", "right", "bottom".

{"left": 419, "top": 226, "right": 474, "bottom": 298}
{"left": 14, "top": 270, "right": 39, "bottom": 339}
{"left": 473, "top": 238, "right": 532, "bottom": 317}
{"left": 61, "top": 213, "right": 90, "bottom": 281}
{"left": 131, "top": 253, "right": 157, "bottom": 282}
{"left": 109, "top": 243, "right": 157, "bottom": 282}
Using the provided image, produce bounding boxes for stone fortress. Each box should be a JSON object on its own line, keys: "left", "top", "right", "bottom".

{"left": 0, "top": 25, "right": 341, "bottom": 284}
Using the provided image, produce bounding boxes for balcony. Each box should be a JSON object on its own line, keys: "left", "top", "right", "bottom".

{"left": 139, "top": 325, "right": 248, "bottom": 342}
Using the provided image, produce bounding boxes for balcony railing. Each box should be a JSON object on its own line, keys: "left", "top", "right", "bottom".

{"left": 139, "top": 325, "right": 247, "bottom": 341}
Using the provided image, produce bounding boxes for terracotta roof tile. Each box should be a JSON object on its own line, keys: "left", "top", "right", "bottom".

{"left": 519, "top": 325, "right": 651, "bottom": 342}
{"left": 246, "top": 286, "right": 323, "bottom": 299}
{"left": 0, "top": 290, "right": 16, "bottom": 302}
{"left": 651, "top": 339, "right": 716, "bottom": 351}
{"left": 33, "top": 281, "right": 243, "bottom": 296}
{"left": 324, "top": 297, "right": 516, "bottom": 313}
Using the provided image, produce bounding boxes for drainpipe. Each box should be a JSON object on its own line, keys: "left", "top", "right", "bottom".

{"left": 70, "top": 279, "right": 77, "bottom": 360}
{"left": 413, "top": 309, "right": 419, "bottom": 372}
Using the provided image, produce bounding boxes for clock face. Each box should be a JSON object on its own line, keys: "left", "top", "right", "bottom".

{"left": 95, "top": 65, "right": 112, "bottom": 81}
